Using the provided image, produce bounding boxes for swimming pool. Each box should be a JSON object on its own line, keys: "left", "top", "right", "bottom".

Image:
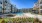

{"left": 16, "top": 13, "right": 23, "bottom": 16}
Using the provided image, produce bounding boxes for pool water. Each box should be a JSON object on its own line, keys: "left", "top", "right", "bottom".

{"left": 16, "top": 13, "right": 23, "bottom": 16}
{"left": 11, "top": 12, "right": 23, "bottom": 16}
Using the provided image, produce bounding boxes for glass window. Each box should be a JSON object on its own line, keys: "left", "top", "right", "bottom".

{"left": 0, "top": 6, "right": 2, "bottom": 8}
{"left": 0, "top": 6, "right": 2, "bottom": 12}
{"left": 0, "top": 1, "right": 2, "bottom": 4}
{"left": 5, "top": 1, "right": 7, "bottom": 3}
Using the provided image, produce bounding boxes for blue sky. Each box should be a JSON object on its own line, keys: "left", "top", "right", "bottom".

{"left": 10, "top": 0, "right": 38, "bottom": 9}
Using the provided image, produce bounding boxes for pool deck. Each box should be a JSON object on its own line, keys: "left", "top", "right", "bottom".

{"left": 23, "top": 13, "right": 42, "bottom": 21}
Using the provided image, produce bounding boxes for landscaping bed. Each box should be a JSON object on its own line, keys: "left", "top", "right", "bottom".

{"left": 0, "top": 17, "right": 42, "bottom": 23}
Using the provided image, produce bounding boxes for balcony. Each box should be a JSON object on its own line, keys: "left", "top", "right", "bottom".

{"left": 40, "top": 10, "right": 42, "bottom": 14}
{"left": 40, "top": 2, "right": 42, "bottom": 4}
{"left": 40, "top": 6, "right": 42, "bottom": 9}
{"left": 5, "top": 0, "right": 7, "bottom": 3}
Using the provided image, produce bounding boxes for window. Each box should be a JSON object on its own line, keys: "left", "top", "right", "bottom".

{"left": 0, "top": 6, "right": 2, "bottom": 12}
{"left": 5, "top": 1, "right": 7, "bottom": 3}
{"left": 0, "top": 1, "right": 2, "bottom": 4}
{"left": 0, "top": 6, "right": 2, "bottom": 8}
{"left": 40, "top": 6, "right": 42, "bottom": 9}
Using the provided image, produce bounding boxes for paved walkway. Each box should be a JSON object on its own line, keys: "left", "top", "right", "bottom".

{"left": 23, "top": 13, "right": 42, "bottom": 21}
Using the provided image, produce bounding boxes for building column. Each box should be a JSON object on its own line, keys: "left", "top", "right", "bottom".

{"left": 2, "top": 0, "right": 5, "bottom": 14}
{"left": 38, "top": 0, "right": 41, "bottom": 14}
{"left": 11, "top": 5, "right": 12, "bottom": 13}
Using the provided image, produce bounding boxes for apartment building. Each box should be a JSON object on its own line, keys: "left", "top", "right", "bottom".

{"left": 39, "top": 0, "right": 42, "bottom": 14}
{"left": 33, "top": 0, "right": 42, "bottom": 14}
{"left": 33, "top": 3, "right": 39, "bottom": 10}
{"left": 0, "top": 0, "right": 11, "bottom": 13}
{"left": 0, "top": 0, "right": 16, "bottom": 14}
{"left": 3, "top": 0, "right": 12, "bottom": 13}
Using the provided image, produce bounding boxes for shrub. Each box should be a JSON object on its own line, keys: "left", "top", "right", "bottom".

{"left": 1, "top": 19, "right": 5, "bottom": 23}
{"left": 6, "top": 14, "right": 16, "bottom": 17}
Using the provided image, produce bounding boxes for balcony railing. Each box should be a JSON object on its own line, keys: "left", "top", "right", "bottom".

{"left": 40, "top": 2, "right": 42, "bottom": 4}
{"left": 40, "top": 10, "right": 42, "bottom": 13}
{"left": 40, "top": 6, "right": 42, "bottom": 9}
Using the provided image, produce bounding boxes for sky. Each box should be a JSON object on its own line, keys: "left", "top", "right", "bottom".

{"left": 10, "top": 0, "right": 38, "bottom": 9}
